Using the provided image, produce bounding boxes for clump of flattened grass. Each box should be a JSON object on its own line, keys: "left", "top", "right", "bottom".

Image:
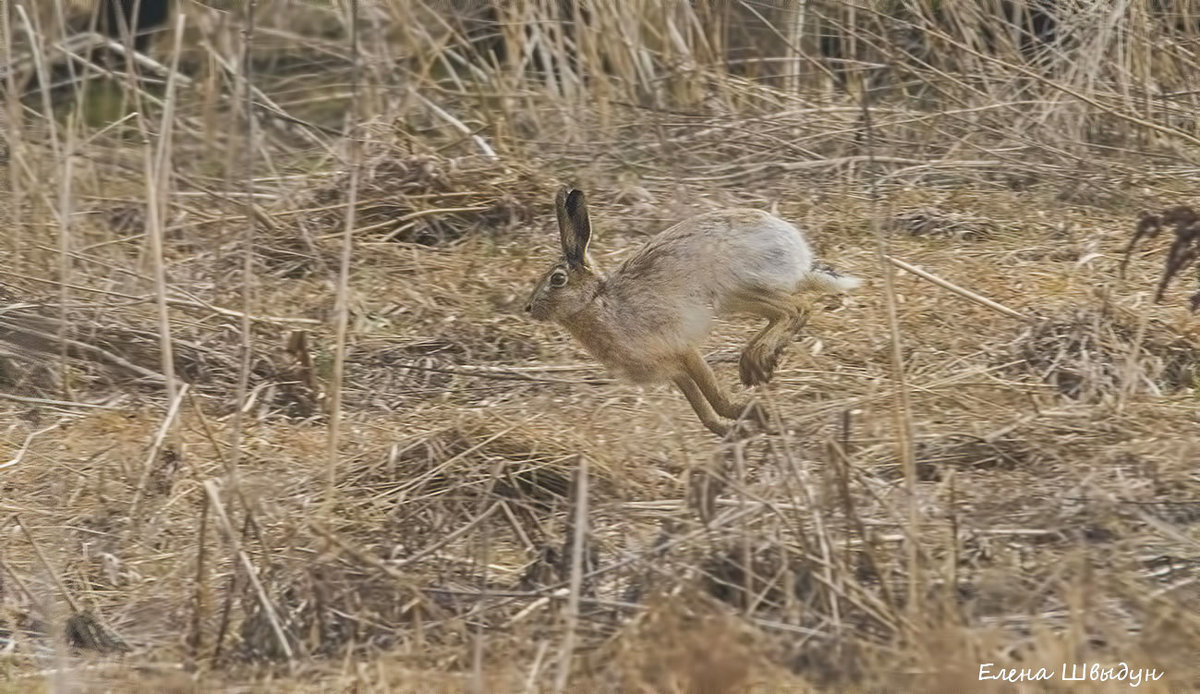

{"left": 876, "top": 432, "right": 1037, "bottom": 482}
{"left": 888, "top": 206, "right": 999, "bottom": 241}
{"left": 1009, "top": 306, "right": 1200, "bottom": 400}
{"left": 0, "top": 287, "right": 244, "bottom": 397}
{"left": 587, "top": 595, "right": 805, "bottom": 692}
{"left": 294, "top": 152, "right": 551, "bottom": 247}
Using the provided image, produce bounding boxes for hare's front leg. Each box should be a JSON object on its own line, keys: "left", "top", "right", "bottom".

{"left": 672, "top": 374, "right": 730, "bottom": 436}
{"left": 680, "top": 350, "right": 769, "bottom": 429}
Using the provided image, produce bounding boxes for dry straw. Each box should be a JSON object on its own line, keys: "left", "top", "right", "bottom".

{"left": 1, "top": 0, "right": 1199, "bottom": 691}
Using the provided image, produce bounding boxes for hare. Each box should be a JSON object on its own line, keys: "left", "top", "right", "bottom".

{"left": 525, "top": 187, "right": 860, "bottom": 436}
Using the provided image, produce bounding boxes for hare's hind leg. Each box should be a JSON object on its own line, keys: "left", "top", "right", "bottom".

{"left": 736, "top": 290, "right": 810, "bottom": 387}
{"left": 680, "top": 349, "right": 769, "bottom": 428}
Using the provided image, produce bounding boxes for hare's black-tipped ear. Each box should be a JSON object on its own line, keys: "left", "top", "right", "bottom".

{"left": 556, "top": 186, "right": 591, "bottom": 269}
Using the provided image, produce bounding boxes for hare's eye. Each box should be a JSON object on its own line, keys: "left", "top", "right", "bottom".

{"left": 549, "top": 271, "right": 568, "bottom": 288}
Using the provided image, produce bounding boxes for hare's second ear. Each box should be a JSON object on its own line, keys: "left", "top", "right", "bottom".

{"left": 556, "top": 186, "right": 591, "bottom": 269}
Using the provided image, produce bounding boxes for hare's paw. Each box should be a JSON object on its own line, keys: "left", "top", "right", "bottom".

{"left": 739, "top": 338, "right": 788, "bottom": 386}
{"left": 749, "top": 402, "right": 774, "bottom": 431}
{"left": 739, "top": 400, "right": 780, "bottom": 435}
{"left": 739, "top": 343, "right": 769, "bottom": 386}
{"left": 700, "top": 417, "right": 730, "bottom": 437}
{"left": 720, "top": 418, "right": 758, "bottom": 440}
{"left": 702, "top": 409, "right": 758, "bottom": 439}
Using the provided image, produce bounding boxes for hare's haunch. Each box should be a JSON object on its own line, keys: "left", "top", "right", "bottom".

{"left": 526, "top": 187, "right": 859, "bottom": 436}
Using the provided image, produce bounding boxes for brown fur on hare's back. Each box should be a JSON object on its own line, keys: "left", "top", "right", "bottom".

{"left": 526, "top": 187, "right": 859, "bottom": 436}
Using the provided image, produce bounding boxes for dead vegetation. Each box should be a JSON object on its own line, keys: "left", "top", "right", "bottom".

{"left": 1010, "top": 305, "right": 1200, "bottom": 400}
{"left": 1125, "top": 204, "right": 1200, "bottom": 309}
{"left": 2, "top": 0, "right": 1200, "bottom": 691}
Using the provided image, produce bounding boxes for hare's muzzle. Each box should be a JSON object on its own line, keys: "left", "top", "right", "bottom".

{"left": 524, "top": 302, "right": 532, "bottom": 313}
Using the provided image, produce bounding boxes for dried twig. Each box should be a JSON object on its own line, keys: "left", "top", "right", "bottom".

{"left": 0, "top": 423, "right": 59, "bottom": 470}
{"left": 16, "top": 516, "right": 81, "bottom": 613}
{"left": 128, "top": 383, "right": 190, "bottom": 526}
{"left": 202, "top": 480, "right": 294, "bottom": 663}
{"left": 144, "top": 12, "right": 188, "bottom": 404}
{"left": 326, "top": 0, "right": 361, "bottom": 515}
{"left": 553, "top": 455, "right": 588, "bottom": 694}
{"left": 409, "top": 87, "right": 498, "bottom": 161}
{"left": 885, "top": 254, "right": 1031, "bottom": 322}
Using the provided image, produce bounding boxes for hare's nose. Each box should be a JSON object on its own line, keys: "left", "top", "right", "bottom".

{"left": 524, "top": 303, "right": 532, "bottom": 313}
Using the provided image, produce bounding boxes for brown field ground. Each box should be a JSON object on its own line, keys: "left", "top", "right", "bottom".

{"left": 3, "top": 1, "right": 1200, "bottom": 691}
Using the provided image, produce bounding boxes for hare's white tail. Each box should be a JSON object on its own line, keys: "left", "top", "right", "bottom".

{"left": 805, "top": 261, "right": 862, "bottom": 293}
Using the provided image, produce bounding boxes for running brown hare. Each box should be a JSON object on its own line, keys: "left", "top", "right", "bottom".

{"left": 525, "top": 187, "right": 860, "bottom": 436}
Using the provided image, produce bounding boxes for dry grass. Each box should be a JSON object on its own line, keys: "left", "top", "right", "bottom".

{"left": 3, "top": 0, "right": 1200, "bottom": 691}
